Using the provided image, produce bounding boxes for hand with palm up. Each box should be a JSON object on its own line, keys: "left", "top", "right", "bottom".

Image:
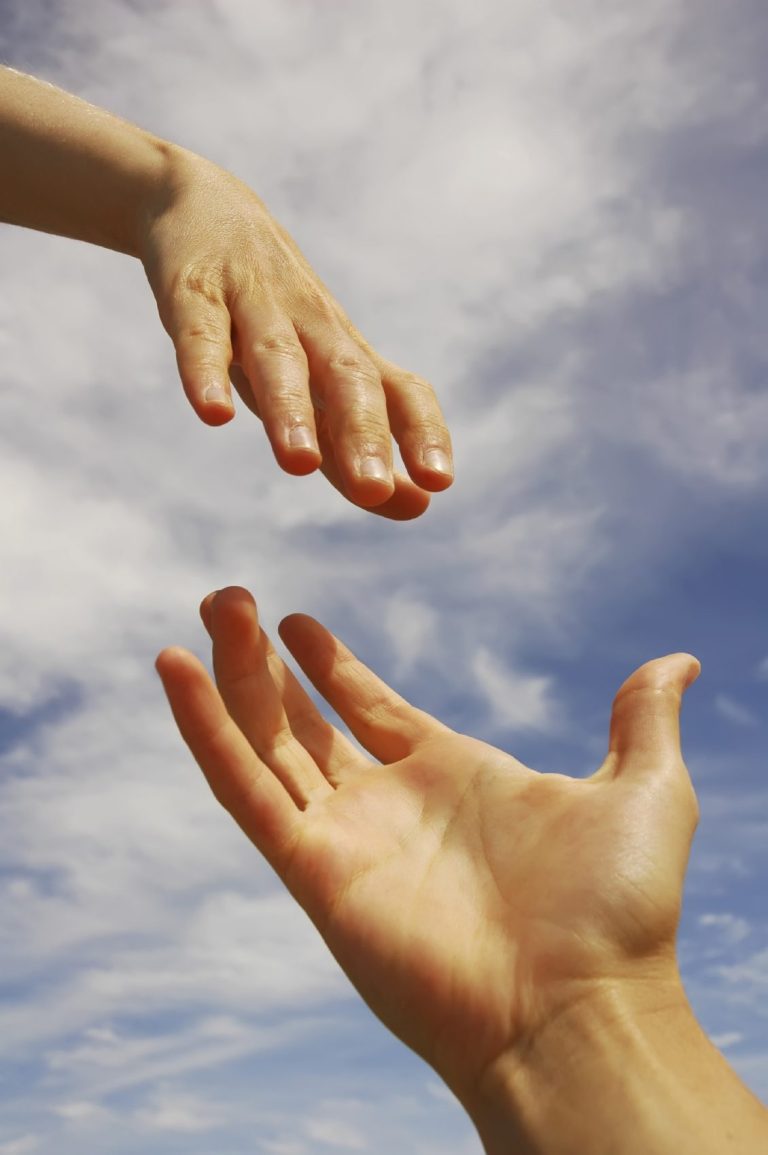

{"left": 156, "top": 587, "right": 701, "bottom": 1115}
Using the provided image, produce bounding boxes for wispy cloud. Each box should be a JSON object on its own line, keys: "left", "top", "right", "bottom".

{"left": 711, "top": 1031, "right": 744, "bottom": 1051}
{"left": 305, "top": 1109, "right": 368, "bottom": 1150}
{"left": 2, "top": 0, "right": 768, "bottom": 1147}
{"left": 714, "top": 695, "right": 759, "bottom": 728}
{"left": 471, "top": 647, "right": 556, "bottom": 733}
{"left": 133, "top": 1086, "right": 228, "bottom": 1134}
{"left": 698, "top": 912, "right": 751, "bottom": 946}
{"left": 0, "top": 1140, "right": 39, "bottom": 1155}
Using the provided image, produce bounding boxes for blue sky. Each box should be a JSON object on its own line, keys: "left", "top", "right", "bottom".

{"left": 1, "top": 0, "right": 767, "bottom": 1151}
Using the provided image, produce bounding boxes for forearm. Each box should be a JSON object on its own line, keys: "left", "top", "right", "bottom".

{"left": 465, "top": 973, "right": 768, "bottom": 1155}
{"left": 0, "top": 66, "right": 183, "bottom": 256}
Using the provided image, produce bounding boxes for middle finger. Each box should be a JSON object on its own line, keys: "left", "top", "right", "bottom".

{"left": 206, "top": 587, "right": 333, "bottom": 807}
{"left": 298, "top": 319, "right": 395, "bottom": 507}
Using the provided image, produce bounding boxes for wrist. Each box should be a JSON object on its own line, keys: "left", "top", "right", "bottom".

{"left": 136, "top": 144, "right": 245, "bottom": 267}
{"left": 130, "top": 139, "right": 199, "bottom": 259}
{"left": 99, "top": 128, "right": 176, "bottom": 258}
{"left": 464, "top": 966, "right": 767, "bottom": 1155}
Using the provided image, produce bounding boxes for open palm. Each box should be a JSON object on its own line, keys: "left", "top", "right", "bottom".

{"left": 157, "top": 587, "right": 700, "bottom": 1100}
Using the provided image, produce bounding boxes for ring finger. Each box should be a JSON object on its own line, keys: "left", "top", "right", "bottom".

{"left": 297, "top": 319, "right": 395, "bottom": 506}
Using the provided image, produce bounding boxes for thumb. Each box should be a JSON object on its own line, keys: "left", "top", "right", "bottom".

{"left": 605, "top": 652, "right": 700, "bottom": 783}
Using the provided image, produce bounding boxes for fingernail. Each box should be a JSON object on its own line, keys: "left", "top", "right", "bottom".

{"left": 424, "top": 448, "right": 452, "bottom": 475}
{"left": 288, "top": 424, "right": 315, "bottom": 450}
{"left": 203, "top": 384, "right": 231, "bottom": 405}
{"left": 360, "top": 456, "right": 390, "bottom": 482}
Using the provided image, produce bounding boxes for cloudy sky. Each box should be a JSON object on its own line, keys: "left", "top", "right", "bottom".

{"left": 1, "top": 0, "right": 767, "bottom": 1151}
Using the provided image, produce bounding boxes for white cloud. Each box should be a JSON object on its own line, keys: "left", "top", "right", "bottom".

{"left": 134, "top": 1086, "right": 226, "bottom": 1134}
{"left": 716, "top": 948, "right": 768, "bottom": 991}
{"left": 51, "top": 1102, "right": 109, "bottom": 1123}
{"left": 711, "top": 1031, "right": 744, "bottom": 1051}
{"left": 263, "top": 1142, "right": 308, "bottom": 1155}
{"left": 305, "top": 1116, "right": 367, "bottom": 1151}
{"left": 426, "top": 1079, "right": 457, "bottom": 1103}
{"left": 607, "top": 367, "right": 768, "bottom": 491}
{"left": 0, "top": 1140, "right": 39, "bottom": 1155}
{"left": 2, "top": 0, "right": 768, "bottom": 1145}
{"left": 714, "top": 694, "right": 759, "bottom": 728}
{"left": 471, "top": 647, "right": 555, "bottom": 733}
{"left": 385, "top": 594, "right": 438, "bottom": 677}
{"left": 698, "top": 913, "right": 751, "bottom": 946}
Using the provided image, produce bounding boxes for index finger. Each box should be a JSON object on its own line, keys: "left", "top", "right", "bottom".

{"left": 278, "top": 614, "right": 446, "bottom": 763}
{"left": 162, "top": 293, "right": 235, "bottom": 425}
{"left": 155, "top": 646, "right": 300, "bottom": 872}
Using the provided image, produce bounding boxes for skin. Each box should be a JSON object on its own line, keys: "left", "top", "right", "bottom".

{"left": 0, "top": 66, "right": 453, "bottom": 518}
{"left": 157, "top": 586, "right": 768, "bottom": 1154}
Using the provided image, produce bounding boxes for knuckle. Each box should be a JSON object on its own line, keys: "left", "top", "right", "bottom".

{"left": 264, "top": 726, "right": 296, "bottom": 755}
{"left": 388, "top": 370, "right": 438, "bottom": 402}
{"left": 251, "top": 331, "right": 303, "bottom": 360}
{"left": 339, "top": 419, "right": 390, "bottom": 450}
{"left": 326, "top": 350, "right": 380, "bottom": 383}
{"left": 182, "top": 320, "right": 227, "bottom": 344}
{"left": 365, "top": 694, "right": 402, "bottom": 730}
{"left": 303, "top": 286, "right": 338, "bottom": 322}
{"left": 262, "top": 389, "right": 312, "bottom": 418}
{"left": 173, "top": 263, "right": 227, "bottom": 309}
{"left": 177, "top": 321, "right": 230, "bottom": 365}
{"left": 181, "top": 354, "right": 225, "bottom": 377}
{"left": 405, "top": 420, "right": 450, "bottom": 447}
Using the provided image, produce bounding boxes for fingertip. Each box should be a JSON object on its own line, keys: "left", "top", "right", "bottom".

{"left": 199, "top": 407, "right": 236, "bottom": 428}
{"left": 279, "top": 610, "right": 313, "bottom": 626}
{"left": 178, "top": 360, "right": 236, "bottom": 425}
{"left": 353, "top": 481, "right": 398, "bottom": 508}
{"left": 278, "top": 612, "right": 323, "bottom": 654}
{"left": 277, "top": 612, "right": 308, "bottom": 641}
{"left": 617, "top": 652, "right": 701, "bottom": 699}
{"left": 345, "top": 461, "right": 397, "bottom": 508}
{"left": 196, "top": 392, "right": 236, "bottom": 427}
{"left": 200, "top": 587, "right": 258, "bottom": 636}
{"left": 607, "top": 651, "right": 705, "bottom": 784}
{"left": 368, "top": 476, "right": 431, "bottom": 520}
{"left": 386, "top": 494, "right": 431, "bottom": 520}
{"left": 155, "top": 645, "right": 195, "bottom": 679}
{"left": 652, "top": 652, "right": 702, "bottom": 696}
{"left": 216, "top": 584, "right": 256, "bottom": 605}
{"left": 208, "top": 586, "right": 260, "bottom": 631}
{"left": 406, "top": 447, "right": 454, "bottom": 492}
{"left": 199, "top": 592, "right": 218, "bottom": 633}
{"left": 273, "top": 444, "right": 323, "bottom": 477}
{"left": 681, "top": 654, "right": 702, "bottom": 690}
{"left": 420, "top": 469, "right": 454, "bottom": 493}
{"left": 155, "top": 647, "right": 172, "bottom": 676}
{"left": 254, "top": 407, "right": 322, "bottom": 475}
{"left": 315, "top": 426, "right": 429, "bottom": 518}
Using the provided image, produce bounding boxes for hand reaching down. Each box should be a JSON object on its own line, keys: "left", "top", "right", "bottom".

{"left": 140, "top": 152, "right": 453, "bottom": 518}
{"left": 0, "top": 66, "right": 453, "bottom": 519}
